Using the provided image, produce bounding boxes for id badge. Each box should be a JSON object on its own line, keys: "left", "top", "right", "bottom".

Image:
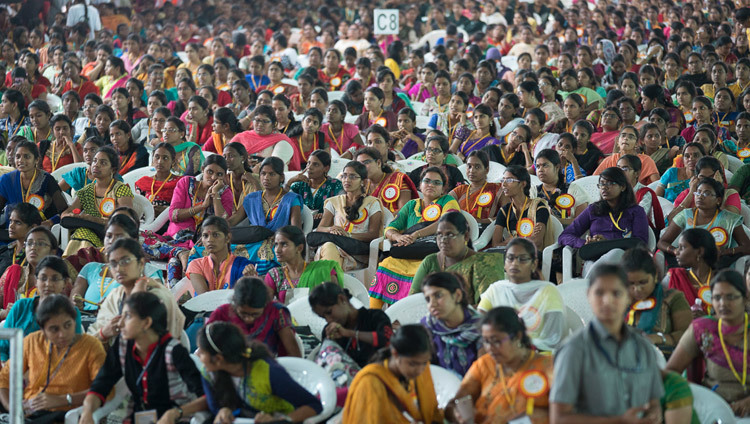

{"left": 508, "top": 416, "right": 533, "bottom": 424}
{"left": 134, "top": 410, "right": 157, "bottom": 424}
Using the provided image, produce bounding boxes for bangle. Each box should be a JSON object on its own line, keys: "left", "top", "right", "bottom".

{"left": 98, "top": 328, "right": 106, "bottom": 340}
{"left": 174, "top": 406, "right": 183, "bottom": 419}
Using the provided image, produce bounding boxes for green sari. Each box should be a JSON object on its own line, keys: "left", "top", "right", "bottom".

{"left": 172, "top": 141, "right": 204, "bottom": 176}
{"left": 410, "top": 252, "right": 505, "bottom": 304}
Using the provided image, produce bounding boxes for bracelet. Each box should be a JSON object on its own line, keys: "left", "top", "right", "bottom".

{"left": 98, "top": 328, "right": 106, "bottom": 340}
{"left": 174, "top": 406, "right": 183, "bottom": 419}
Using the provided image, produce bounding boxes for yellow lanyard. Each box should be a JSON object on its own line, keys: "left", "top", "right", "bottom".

{"left": 328, "top": 125, "right": 345, "bottom": 154}
{"left": 11, "top": 244, "right": 25, "bottom": 266}
{"left": 369, "top": 110, "right": 383, "bottom": 126}
{"left": 461, "top": 130, "right": 490, "bottom": 155}
{"left": 719, "top": 313, "right": 748, "bottom": 388}
{"left": 22, "top": 169, "right": 38, "bottom": 203}
{"left": 507, "top": 197, "right": 528, "bottom": 234}
{"left": 693, "top": 209, "right": 719, "bottom": 229}
{"left": 35, "top": 127, "right": 50, "bottom": 143}
{"left": 465, "top": 182, "right": 488, "bottom": 213}
{"left": 283, "top": 262, "right": 307, "bottom": 287}
{"left": 49, "top": 140, "right": 68, "bottom": 171}
{"left": 311, "top": 178, "right": 326, "bottom": 197}
{"left": 609, "top": 212, "right": 624, "bottom": 232}
{"left": 263, "top": 189, "right": 284, "bottom": 220}
{"left": 149, "top": 174, "right": 173, "bottom": 202}
{"left": 298, "top": 133, "right": 318, "bottom": 163}
{"left": 229, "top": 174, "right": 246, "bottom": 211}
{"left": 99, "top": 266, "right": 114, "bottom": 302}
{"left": 500, "top": 145, "right": 516, "bottom": 164}
{"left": 211, "top": 255, "right": 233, "bottom": 291}
{"left": 689, "top": 268, "right": 712, "bottom": 289}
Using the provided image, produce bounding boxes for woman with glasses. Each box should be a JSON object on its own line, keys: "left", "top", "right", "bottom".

{"left": 370, "top": 167, "right": 459, "bottom": 309}
{"left": 559, "top": 167, "right": 650, "bottom": 277}
{"left": 446, "top": 306, "right": 554, "bottom": 423}
{"left": 312, "top": 161, "right": 382, "bottom": 271}
{"left": 669, "top": 156, "right": 741, "bottom": 221}
{"left": 322, "top": 100, "right": 364, "bottom": 157}
{"left": 491, "top": 165, "right": 552, "bottom": 252}
{"left": 134, "top": 143, "right": 179, "bottom": 216}
{"left": 658, "top": 177, "right": 749, "bottom": 269}
{"left": 478, "top": 238, "right": 564, "bottom": 351}
{"left": 144, "top": 106, "right": 170, "bottom": 148}
{"left": 209, "top": 276, "right": 301, "bottom": 357}
{"left": 234, "top": 105, "right": 303, "bottom": 171}
{"left": 408, "top": 134, "right": 465, "bottom": 192}
{"left": 409, "top": 212, "right": 505, "bottom": 306}
{"left": 355, "top": 147, "right": 417, "bottom": 215}
{"left": 655, "top": 142, "right": 705, "bottom": 203}
{"left": 449, "top": 150, "right": 502, "bottom": 228}
{"left": 618, "top": 154, "right": 665, "bottom": 234}
{"left": 132, "top": 91, "right": 167, "bottom": 145}
{"left": 87, "top": 238, "right": 184, "bottom": 347}
{"left": 590, "top": 106, "right": 623, "bottom": 155}
{"left": 535, "top": 149, "right": 588, "bottom": 226}
{"left": 450, "top": 104, "right": 499, "bottom": 161}
{"left": 73, "top": 94, "right": 102, "bottom": 140}
{"left": 594, "top": 125, "right": 660, "bottom": 184}
{"left": 161, "top": 116, "right": 204, "bottom": 177}
{"left": 667, "top": 269, "right": 750, "bottom": 416}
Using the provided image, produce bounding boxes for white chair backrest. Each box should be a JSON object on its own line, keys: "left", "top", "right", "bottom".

{"left": 415, "top": 115, "right": 431, "bottom": 129}
{"left": 382, "top": 208, "right": 395, "bottom": 227}
{"left": 122, "top": 167, "right": 157, "bottom": 193}
{"left": 548, "top": 215, "right": 564, "bottom": 242}
{"left": 276, "top": 357, "right": 337, "bottom": 423}
{"left": 342, "top": 274, "right": 370, "bottom": 306}
{"left": 563, "top": 306, "right": 584, "bottom": 337}
{"left": 558, "top": 278, "right": 593, "bottom": 324}
{"left": 396, "top": 159, "right": 427, "bottom": 173}
{"left": 459, "top": 210, "right": 480, "bottom": 243}
{"left": 302, "top": 205, "right": 314, "bottom": 234}
{"left": 273, "top": 141, "right": 295, "bottom": 169}
{"left": 62, "top": 191, "right": 73, "bottom": 205}
{"left": 458, "top": 162, "right": 506, "bottom": 182}
{"left": 414, "top": 30, "right": 446, "bottom": 50}
{"left": 647, "top": 181, "right": 660, "bottom": 192}
{"left": 285, "top": 171, "right": 301, "bottom": 183}
{"left": 410, "top": 101, "right": 426, "bottom": 113}
{"left": 294, "top": 333, "right": 305, "bottom": 357}
{"left": 281, "top": 78, "right": 299, "bottom": 87}
{"left": 50, "top": 162, "right": 87, "bottom": 181}
{"left": 344, "top": 114, "right": 358, "bottom": 124}
{"left": 384, "top": 293, "right": 428, "bottom": 325}
{"left": 132, "top": 193, "right": 155, "bottom": 225}
{"left": 658, "top": 196, "right": 674, "bottom": 218}
{"left": 170, "top": 277, "right": 192, "bottom": 301}
{"left": 328, "top": 91, "right": 345, "bottom": 102}
{"left": 181, "top": 289, "right": 233, "bottom": 312}
{"left": 46, "top": 93, "right": 62, "bottom": 113}
{"left": 726, "top": 169, "right": 734, "bottom": 181}
{"left": 429, "top": 365, "right": 461, "bottom": 408}
{"left": 287, "top": 294, "right": 327, "bottom": 340}
{"left": 741, "top": 203, "right": 750, "bottom": 226}
{"left": 727, "top": 154, "right": 743, "bottom": 173}
{"left": 569, "top": 175, "right": 601, "bottom": 204}
{"left": 652, "top": 344, "right": 666, "bottom": 369}
{"left": 328, "top": 157, "right": 349, "bottom": 178}
{"left": 689, "top": 383, "right": 737, "bottom": 424}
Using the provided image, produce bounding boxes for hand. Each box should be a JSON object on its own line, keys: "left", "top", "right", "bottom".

{"left": 585, "top": 234, "right": 605, "bottom": 244}
{"left": 73, "top": 295, "right": 84, "bottom": 310}
{"left": 156, "top": 408, "right": 179, "bottom": 424}
{"left": 242, "top": 264, "right": 258, "bottom": 277}
{"left": 133, "top": 277, "right": 158, "bottom": 293}
{"left": 394, "top": 233, "right": 416, "bottom": 246}
{"left": 691, "top": 307, "right": 707, "bottom": 319}
{"left": 28, "top": 393, "right": 64, "bottom": 412}
{"left": 102, "top": 315, "right": 122, "bottom": 339}
{"left": 732, "top": 396, "right": 750, "bottom": 417}
{"left": 0, "top": 305, "right": 11, "bottom": 320}
{"left": 621, "top": 404, "right": 658, "bottom": 424}
{"left": 213, "top": 407, "right": 235, "bottom": 424}
{"left": 325, "top": 322, "right": 347, "bottom": 339}
{"left": 79, "top": 411, "right": 95, "bottom": 424}
{"left": 209, "top": 179, "right": 225, "bottom": 197}
{"left": 328, "top": 226, "right": 347, "bottom": 236}
{"left": 668, "top": 145, "right": 680, "bottom": 159}
{"left": 254, "top": 412, "right": 278, "bottom": 423}
{"left": 519, "top": 142, "right": 529, "bottom": 154}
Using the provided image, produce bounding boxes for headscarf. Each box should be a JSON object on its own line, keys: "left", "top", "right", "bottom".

{"left": 599, "top": 39, "right": 616, "bottom": 66}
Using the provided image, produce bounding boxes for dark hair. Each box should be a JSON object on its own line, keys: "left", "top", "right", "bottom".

{"left": 3, "top": 89, "right": 26, "bottom": 116}
{"left": 27, "top": 226, "right": 58, "bottom": 252}
{"left": 355, "top": 147, "right": 393, "bottom": 174}
{"left": 535, "top": 149, "right": 565, "bottom": 188}
{"left": 202, "top": 215, "right": 231, "bottom": 237}
{"left": 96, "top": 145, "right": 120, "bottom": 173}
{"left": 695, "top": 156, "right": 724, "bottom": 182}
{"left": 422, "top": 271, "right": 469, "bottom": 308}
{"left": 372, "top": 324, "right": 431, "bottom": 362}
{"left": 232, "top": 276, "right": 269, "bottom": 309}
{"left": 35, "top": 294, "right": 77, "bottom": 328}
{"left": 224, "top": 142, "right": 252, "bottom": 173}
{"left": 621, "top": 247, "right": 657, "bottom": 277}
{"left": 309, "top": 282, "right": 352, "bottom": 308}
{"left": 277, "top": 225, "right": 306, "bottom": 256}
{"left": 679, "top": 228, "right": 718, "bottom": 268}
{"left": 213, "top": 107, "right": 242, "bottom": 133}
{"left": 507, "top": 237, "right": 538, "bottom": 265}
{"left": 253, "top": 104, "right": 276, "bottom": 125}
{"left": 35, "top": 255, "right": 70, "bottom": 279}
{"left": 466, "top": 150, "right": 489, "bottom": 170}
{"left": 125, "top": 291, "right": 168, "bottom": 336}
{"left": 108, "top": 119, "right": 134, "bottom": 151}
{"left": 420, "top": 166, "right": 447, "bottom": 187}
{"left": 587, "top": 263, "right": 629, "bottom": 289}
{"left": 593, "top": 167, "right": 636, "bottom": 215}
{"left": 619, "top": 154, "right": 642, "bottom": 175}
{"left": 107, "top": 237, "right": 145, "bottom": 261}
{"left": 711, "top": 269, "right": 748, "bottom": 299}
{"left": 11, "top": 202, "right": 43, "bottom": 227}
{"left": 106, "top": 213, "right": 139, "bottom": 240}
{"left": 204, "top": 154, "right": 228, "bottom": 173}
{"left": 481, "top": 306, "right": 532, "bottom": 348}
{"left": 505, "top": 165, "right": 531, "bottom": 197}
{"left": 153, "top": 142, "right": 177, "bottom": 161}
{"left": 696, "top": 177, "right": 725, "bottom": 205}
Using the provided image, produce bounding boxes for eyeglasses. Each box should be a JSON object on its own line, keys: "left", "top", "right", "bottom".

{"left": 109, "top": 256, "right": 137, "bottom": 269}
{"left": 505, "top": 254, "right": 533, "bottom": 263}
{"left": 425, "top": 147, "right": 443, "bottom": 154}
{"left": 37, "top": 274, "right": 64, "bottom": 283}
{"left": 481, "top": 336, "right": 510, "bottom": 348}
{"left": 340, "top": 173, "right": 361, "bottom": 180}
{"left": 253, "top": 118, "right": 272, "bottom": 124}
{"left": 597, "top": 181, "right": 620, "bottom": 188}
{"left": 500, "top": 177, "right": 521, "bottom": 184}
{"left": 164, "top": 127, "right": 181, "bottom": 133}
{"left": 25, "top": 240, "right": 50, "bottom": 248}
{"left": 436, "top": 232, "right": 460, "bottom": 240}
{"left": 422, "top": 178, "right": 444, "bottom": 186}
{"left": 694, "top": 190, "right": 717, "bottom": 198}
{"left": 713, "top": 293, "right": 743, "bottom": 303}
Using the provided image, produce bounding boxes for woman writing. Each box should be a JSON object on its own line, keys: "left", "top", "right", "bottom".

{"left": 80, "top": 291, "right": 201, "bottom": 423}
{"left": 312, "top": 161, "right": 382, "bottom": 271}
{"left": 289, "top": 108, "right": 330, "bottom": 169}
{"left": 208, "top": 276, "right": 301, "bottom": 357}
{"left": 356, "top": 147, "right": 416, "bottom": 215}
{"left": 452, "top": 104, "right": 499, "bottom": 161}
{"left": 622, "top": 247, "right": 691, "bottom": 358}
{"left": 491, "top": 165, "right": 551, "bottom": 252}
{"left": 109, "top": 120, "right": 149, "bottom": 175}
{"left": 206, "top": 107, "right": 242, "bottom": 154}
{"left": 408, "top": 134, "right": 465, "bottom": 192}
{"left": 161, "top": 116, "right": 204, "bottom": 177}
{"left": 655, "top": 142, "right": 705, "bottom": 203}
{"left": 354, "top": 86, "right": 398, "bottom": 132}
{"left": 222, "top": 142, "right": 260, "bottom": 214}
{"left": 0, "top": 295, "right": 104, "bottom": 422}
{"left": 343, "top": 324, "right": 442, "bottom": 423}
{"left": 445, "top": 306, "right": 554, "bottom": 424}
{"left": 134, "top": 142, "right": 179, "bottom": 216}
{"left": 233, "top": 105, "right": 302, "bottom": 171}
{"left": 61, "top": 146, "right": 134, "bottom": 255}
{"left": 370, "top": 167, "right": 460, "bottom": 308}
{"left": 536, "top": 149, "right": 588, "bottom": 225}
{"left": 322, "top": 100, "right": 364, "bottom": 157}
{"left": 594, "top": 125, "right": 660, "bottom": 184}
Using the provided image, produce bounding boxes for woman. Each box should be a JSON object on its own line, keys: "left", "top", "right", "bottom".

{"left": 205, "top": 107, "right": 242, "bottom": 155}
{"left": 449, "top": 151, "right": 502, "bottom": 227}
{"left": 313, "top": 161, "right": 382, "bottom": 271}
{"left": 378, "top": 68, "right": 407, "bottom": 113}
{"left": 558, "top": 167, "right": 649, "bottom": 277}
{"left": 622, "top": 247, "right": 691, "bottom": 358}
{"left": 618, "top": 154, "right": 665, "bottom": 234}
{"left": 132, "top": 91, "right": 166, "bottom": 145}
{"left": 222, "top": 141, "right": 260, "bottom": 214}
{"left": 667, "top": 269, "right": 750, "bottom": 416}
{"left": 0, "top": 295, "right": 105, "bottom": 423}
{"left": 61, "top": 146, "right": 134, "bottom": 255}
{"left": 392, "top": 108, "right": 425, "bottom": 159}
{"left": 162, "top": 116, "right": 204, "bottom": 177}
{"left": 445, "top": 306, "right": 554, "bottom": 424}
{"left": 319, "top": 48, "right": 351, "bottom": 91}
{"left": 168, "top": 77, "right": 196, "bottom": 119}
{"left": 208, "top": 276, "right": 301, "bottom": 357}
{"left": 181, "top": 322, "right": 320, "bottom": 422}
{"left": 110, "top": 87, "right": 146, "bottom": 126}
{"left": 370, "top": 167, "right": 460, "bottom": 308}
{"left": 0, "top": 202, "right": 41, "bottom": 273}
{"left": 525, "top": 107, "right": 559, "bottom": 158}
{"left": 452, "top": 104, "right": 499, "bottom": 160}
{"left": 479, "top": 238, "right": 564, "bottom": 351}
{"left": 83, "top": 104, "right": 114, "bottom": 142}
{"left": 109, "top": 120, "right": 148, "bottom": 175}
{"left": 455, "top": 73, "right": 482, "bottom": 108}
{"left": 181, "top": 95, "right": 213, "bottom": 151}
{"left": 272, "top": 94, "right": 300, "bottom": 137}
{"left": 536, "top": 149, "right": 588, "bottom": 225}
{"left": 134, "top": 142, "right": 179, "bottom": 216}
{"left": 310, "top": 281, "right": 392, "bottom": 367}
{"left": 693, "top": 125, "right": 731, "bottom": 170}
{"left": 419, "top": 271, "right": 482, "bottom": 375}
{"left": 265, "top": 225, "right": 343, "bottom": 304}
{"left": 0, "top": 89, "right": 31, "bottom": 140}
{"left": 428, "top": 91, "right": 474, "bottom": 145}
{"left": 263, "top": 61, "right": 298, "bottom": 96}
{"left": 590, "top": 106, "right": 623, "bottom": 155}
{"left": 550, "top": 93, "right": 586, "bottom": 134}
{"left": 233, "top": 105, "right": 302, "bottom": 171}
{"left": 491, "top": 165, "right": 551, "bottom": 252}
{"left": 322, "top": 100, "right": 363, "bottom": 156}
{"left": 19, "top": 99, "right": 52, "bottom": 143}
{"left": 671, "top": 156, "right": 740, "bottom": 218}
{"left": 38, "top": 113, "right": 84, "bottom": 173}
{"left": 641, "top": 123, "right": 675, "bottom": 175}
{"left": 494, "top": 93, "right": 526, "bottom": 141}
{"left": 485, "top": 123, "right": 533, "bottom": 168}
{"left": 354, "top": 86, "right": 398, "bottom": 132}
{"left": 289, "top": 108, "right": 330, "bottom": 169}
{"left": 664, "top": 228, "right": 718, "bottom": 316}
{"left": 0, "top": 141, "right": 67, "bottom": 227}
{"left": 658, "top": 177, "right": 749, "bottom": 269}
{"left": 343, "top": 324, "right": 442, "bottom": 423}
{"left": 593, "top": 126, "right": 660, "bottom": 184}
{"left": 655, "top": 142, "right": 705, "bottom": 203}
{"left": 94, "top": 55, "right": 128, "bottom": 99}
{"left": 60, "top": 137, "right": 109, "bottom": 194}
{"left": 0, "top": 255, "right": 82, "bottom": 361}
{"left": 356, "top": 147, "right": 416, "bottom": 215}
{"left": 310, "top": 88, "right": 329, "bottom": 117}
{"left": 682, "top": 96, "right": 732, "bottom": 145}
{"left": 80, "top": 291, "right": 201, "bottom": 423}
{"left": 408, "top": 134, "right": 465, "bottom": 191}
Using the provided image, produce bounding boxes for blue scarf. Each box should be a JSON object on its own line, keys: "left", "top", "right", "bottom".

{"left": 243, "top": 190, "right": 301, "bottom": 231}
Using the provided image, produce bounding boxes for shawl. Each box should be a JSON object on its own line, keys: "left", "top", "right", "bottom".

{"left": 628, "top": 283, "right": 664, "bottom": 334}
{"left": 243, "top": 191, "right": 302, "bottom": 231}
{"left": 233, "top": 130, "right": 302, "bottom": 171}
{"left": 421, "top": 308, "right": 482, "bottom": 375}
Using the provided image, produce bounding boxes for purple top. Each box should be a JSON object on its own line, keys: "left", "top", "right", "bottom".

{"left": 558, "top": 204, "right": 649, "bottom": 249}
{"left": 401, "top": 133, "right": 427, "bottom": 158}
{"left": 407, "top": 83, "right": 438, "bottom": 102}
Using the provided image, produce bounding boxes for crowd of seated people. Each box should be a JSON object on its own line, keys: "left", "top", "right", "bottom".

{"left": 5, "top": 0, "right": 750, "bottom": 422}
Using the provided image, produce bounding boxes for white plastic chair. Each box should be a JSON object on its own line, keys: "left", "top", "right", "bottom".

{"left": 273, "top": 141, "right": 295, "bottom": 171}
{"left": 732, "top": 225, "right": 750, "bottom": 274}
{"left": 429, "top": 365, "right": 461, "bottom": 408}
{"left": 327, "top": 91, "right": 345, "bottom": 102}
{"left": 122, "top": 166, "right": 157, "bottom": 193}
{"left": 276, "top": 357, "right": 337, "bottom": 423}
{"left": 171, "top": 276, "right": 192, "bottom": 301}
{"left": 726, "top": 169, "right": 734, "bottom": 181}
{"left": 328, "top": 157, "right": 349, "bottom": 178}
{"left": 287, "top": 294, "right": 328, "bottom": 340}
{"left": 557, "top": 278, "right": 593, "bottom": 324}
{"left": 64, "top": 378, "right": 128, "bottom": 424}
{"left": 410, "top": 101, "right": 426, "bottom": 114}
{"left": 132, "top": 193, "right": 155, "bottom": 226}
{"left": 302, "top": 205, "right": 314, "bottom": 235}
{"left": 396, "top": 159, "right": 427, "bottom": 173}
{"left": 540, "top": 215, "right": 567, "bottom": 281}
{"left": 652, "top": 344, "right": 666, "bottom": 369}
{"left": 181, "top": 289, "right": 233, "bottom": 312}
{"left": 366, "top": 208, "right": 395, "bottom": 287}
{"left": 457, "top": 162, "right": 507, "bottom": 182}
{"left": 658, "top": 196, "right": 674, "bottom": 218}
{"left": 384, "top": 293, "right": 428, "bottom": 325}
{"left": 285, "top": 170, "right": 301, "bottom": 183}
{"left": 569, "top": 175, "right": 601, "bottom": 204}
{"left": 690, "top": 383, "right": 737, "bottom": 424}
{"left": 142, "top": 208, "right": 170, "bottom": 233}
{"left": 727, "top": 154, "right": 744, "bottom": 173}
{"left": 563, "top": 306, "right": 584, "bottom": 338}
{"left": 50, "top": 162, "right": 87, "bottom": 182}
{"left": 46, "top": 93, "right": 62, "bottom": 113}
{"left": 415, "top": 115, "right": 431, "bottom": 128}
{"left": 281, "top": 78, "right": 299, "bottom": 87}
{"left": 344, "top": 114, "right": 358, "bottom": 124}
{"left": 741, "top": 203, "right": 750, "bottom": 226}
{"left": 342, "top": 274, "right": 370, "bottom": 306}
{"left": 412, "top": 30, "right": 446, "bottom": 50}
{"left": 647, "top": 181, "right": 660, "bottom": 192}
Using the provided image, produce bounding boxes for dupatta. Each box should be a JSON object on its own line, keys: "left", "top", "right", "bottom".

{"left": 243, "top": 191, "right": 302, "bottom": 231}
{"left": 233, "top": 130, "right": 303, "bottom": 171}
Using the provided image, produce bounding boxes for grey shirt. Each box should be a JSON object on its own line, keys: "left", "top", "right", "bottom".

{"left": 550, "top": 319, "right": 664, "bottom": 416}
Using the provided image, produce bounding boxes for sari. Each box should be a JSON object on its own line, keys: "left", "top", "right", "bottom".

{"left": 626, "top": 284, "right": 691, "bottom": 357}
{"left": 343, "top": 360, "right": 442, "bottom": 424}
{"left": 590, "top": 130, "right": 619, "bottom": 154}
{"left": 62, "top": 167, "right": 124, "bottom": 194}
{"left": 463, "top": 352, "right": 554, "bottom": 424}
{"left": 234, "top": 130, "right": 303, "bottom": 171}
{"left": 171, "top": 141, "right": 204, "bottom": 176}
{"left": 315, "top": 195, "right": 382, "bottom": 270}
{"left": 692, "top": 316, "right": 750, "bottom": 402}
{"left": 458, "top": 133, "right": 499, "bottom": 157}
{"left": 134, "top": 174, "right": 180, "bottom": 211}
{"left": 117, "top": 144, "right": 149, "bottom": 175}
{"left": 668, "top": 268, "right": 711, "bottom": 313}
{"left": 264, "top": 260, "right": 344, "bottom": 304}
{"left": 39, "top": 139, "right": 83, "bottom": 173}
{"left": 370, "top": 195, "right": 460, "bottom": 306}
{"left": 410, "top": 252, "right": 506, "bottom": 305}
{"left": 96, "top": 73, "right": 128, "bottom": 99}
{"left": 450, "top": 182, "right": 502, "bottom": 221}
{"left": 0, "top": 170, "right": 66, "bottom": 225}
{"left": 208, "top": 302, "right": 294, "bottom": 355}
{"left": 478, "top": 280, "right": 565, "bottom": 351}
{"left": 369, "top": 171, "right": 419, "bottom": 214}
{"left": 421, "top": 308, "right": 482, "bottom": 375}
{"left": 66, "top": 180, "right": 133, "bottom": 251}
{"left": 0, "top": 260, "right": 77, "bottom": 309}
{"left": 185, "top": 253, "right": 251, "bottom": 292}
{"left": 290, "top": 177, "right": 343, "bottom": 216}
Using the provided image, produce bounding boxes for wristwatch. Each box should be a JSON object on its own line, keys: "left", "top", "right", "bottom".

{"left": 66, "top": 393, "right": 72, "bottom": 406}
{"left": 656, "top": 332, "right": 667, "bottom": 344}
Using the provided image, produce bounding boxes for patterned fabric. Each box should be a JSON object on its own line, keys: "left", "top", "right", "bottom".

{"left": 410, "top": 252, "right": 506, "bottom": 305}
{"left": 421, "top": 308, "right": 482, "bottom": 375}
{"left": 451, "top": 183, "right": 502, "bottom": 220}
{"left": 172, "top": 142, "right": 204, "bottom": 176}
{"left": 264, "top": 260, "right": 343, "bottom": 304}
{"left": 135, "top": 174, "right": 180, "bottom": 210}
{"left": 661, "top": 371, "right": 700, "bottom": 424}
{"left": 693, "top": 316, "right": 750, "bottom": 402}
{"left": 290, "top": 177, "right": 343, "bottom": 214}
{"left": 0, "top": 170, "right": 65, "bottom": 223}
{"left": 71, "top": 180, "right": 133, "bottom": 246}
{"left": 208, "top": 302, "right": 293, "bottom": 355}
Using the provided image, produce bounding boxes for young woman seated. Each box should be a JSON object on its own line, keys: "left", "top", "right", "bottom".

{"left": 408, "top": 134, "right": 466, "bottom": 192}
{"left": 134, "top": 142, "right": 179, "bottom": 216}
{"left": 655, "top": 142, "right": 705, "bottom": 203}
{"left": 664, "top": 228, "right": 718, "bottom": 317}
{"left": 535, "top": 148, "right": 588, "bottom": 226}
{"left": 668, "top": 155, "right": 741, "bottom": 221}
{"left": 618, "top": 154, "right": 665, "bottom": 234}
{"left": 355, "top": 146, "right": 417, "bottom": 215}
{"left": 286, "top": 149, "right": 343, "bottom": 224}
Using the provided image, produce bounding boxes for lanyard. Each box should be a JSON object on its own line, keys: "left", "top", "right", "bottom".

{"left": 609, "top": 212, "right": 625, "bottom": 232}
{"left": 311, "top": 178, "right": 326, "bottom": 197}
{"left": 263, "top": 189, "right": 283, "bottom": 221}
{"left": 283, "top": 262, "right": 307, "bottom": 288}
{"left": 11, "top": 244, "right": 25, "bottom": 267}
{"left": 230, "top": 174, "right": 246, "bottom": 211}
{"left": 50, "top": 140, "right": 68, "bottom": 172}
{"left": 589, "top": 325, "right": 643, "bottom": 373}
{"left": 298, "top": 133, "right": 319, "bottom": 163}
{"left": 149, "top": 174, "right": 173, "bottom": 202}
{"left": 689, "top": 268, "right": 711, "bottom": 289}
{"left": 99, "top": 266, "right": 113, "bottom": 302}
{"left": 719, "top": 313, "right": 748, "bottom": 389}
{"left": 506, "top": 197, "right": 528, "bottom": 234}
{"left": 460, "top": 131, "right": 489, "bottom": 156}
{"left": 328, "top": 125, "right": 345, "bottom": 154}
{"left": 465, "top": 182, "right": 488, "bottom": 213}
{"left": 21, "top": 168, "right": 38, "bottom": 204}
{"left": 211, "top": 255, "right": 233, "bottom": 291}
{"left": 43, "top": 339, "right": 74, "bottom": 392}
{"left": 693, "top": 209, "right": 719, "bottom": 229}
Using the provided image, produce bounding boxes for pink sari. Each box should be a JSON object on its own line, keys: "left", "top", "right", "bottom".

{"left": 104, "top": 75, "right": 128, "bottom": 99}
{"left": 233, "top": 130, "right": 302, "bottom": 171}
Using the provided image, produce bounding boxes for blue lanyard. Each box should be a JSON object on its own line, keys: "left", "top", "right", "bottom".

{"left": 589, "top": 325, "right": 643, "bottom": 373}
